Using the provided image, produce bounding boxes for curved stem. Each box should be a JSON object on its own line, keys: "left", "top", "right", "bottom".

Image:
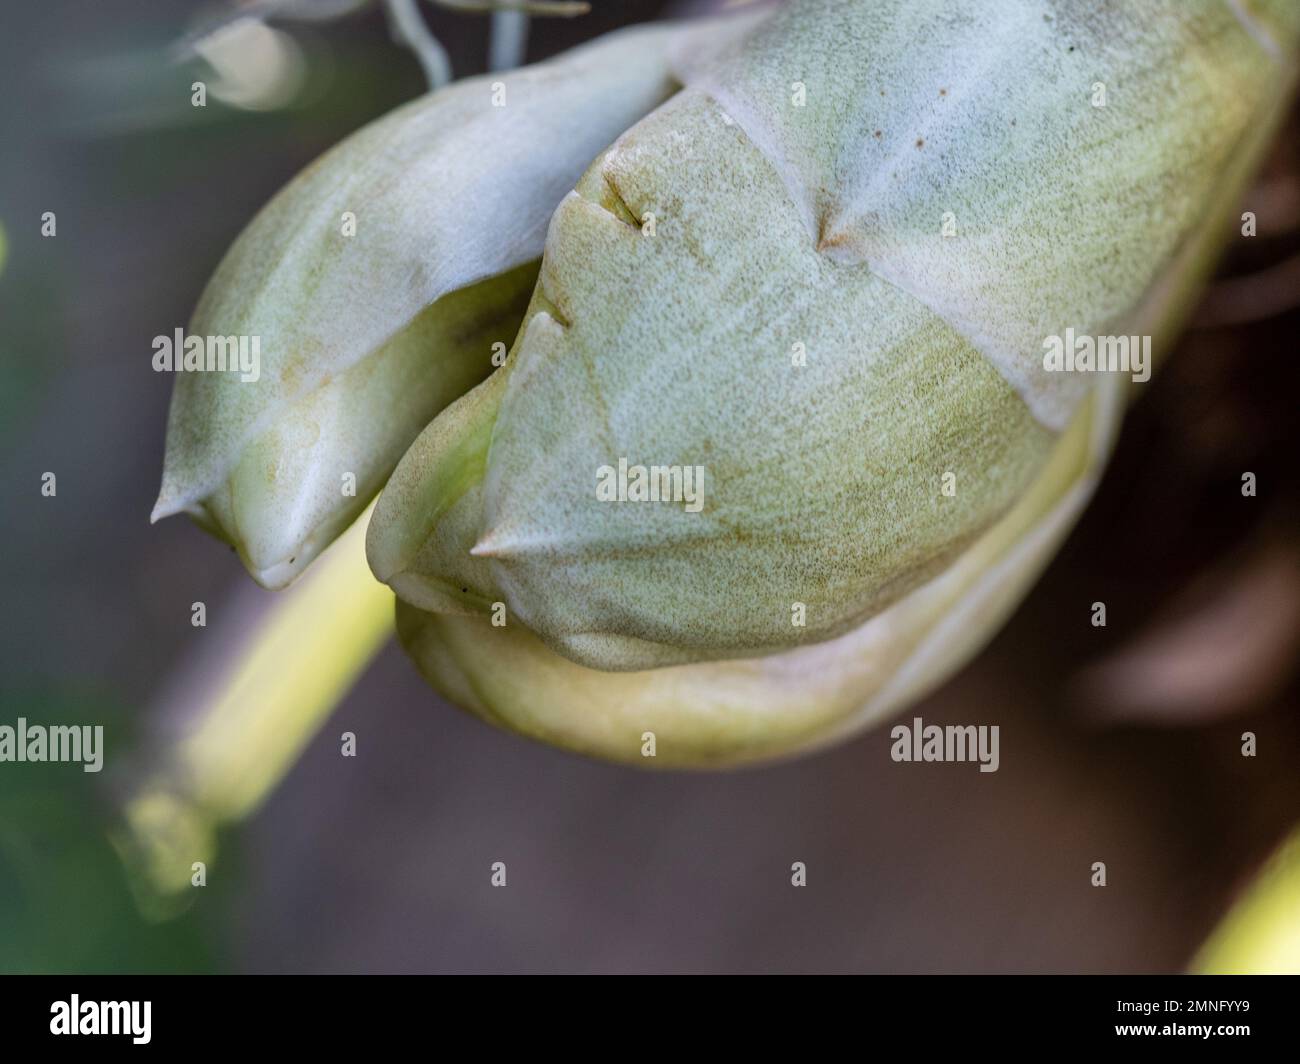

{"left": 386, "top": 0, "right": 454, "bottom": 89}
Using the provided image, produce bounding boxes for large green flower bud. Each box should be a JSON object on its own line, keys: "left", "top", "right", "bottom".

{"left": 369, "top": 0, "right": 1299, "bottom": 764}
{"left": 152, "top": 17, "right": 732, "bottom": 587}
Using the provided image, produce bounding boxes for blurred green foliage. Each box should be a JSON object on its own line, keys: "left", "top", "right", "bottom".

{"left": 0, "top": 694, "right": 215, "bottom": 973}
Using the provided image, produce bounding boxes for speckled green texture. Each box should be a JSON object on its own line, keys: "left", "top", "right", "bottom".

{"left": 374, "top": 90, "right": 1055, "bottom": 667}
{"left": 392, "top": 385, "right": 1105, "bottom": 767}
{"left": 670, "top": 0, "right": 1297, "bottom": 429}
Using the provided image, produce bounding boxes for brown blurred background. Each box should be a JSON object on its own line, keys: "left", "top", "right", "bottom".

{"left": 1, "top": 0, "right": 1298, "bottom": 973}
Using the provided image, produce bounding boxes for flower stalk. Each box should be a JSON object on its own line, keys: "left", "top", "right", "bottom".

{"left": 118, "top": 514, "right": 391, "bottom": 912}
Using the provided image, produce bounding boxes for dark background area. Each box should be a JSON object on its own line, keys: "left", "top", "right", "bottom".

{"left": 1, "top": 0, "right": 1298, "bottom": 973}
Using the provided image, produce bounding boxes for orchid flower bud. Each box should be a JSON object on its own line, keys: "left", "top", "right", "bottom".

{"left": 152, "top": 17, "right": 738, "bottom": 587}
{"left": 369, "top": 0, "right": 1299, "bottom": 764}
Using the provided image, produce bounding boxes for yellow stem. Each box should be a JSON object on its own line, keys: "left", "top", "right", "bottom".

{"left": 116, "top": 511, "right": 392, "bottom": 916}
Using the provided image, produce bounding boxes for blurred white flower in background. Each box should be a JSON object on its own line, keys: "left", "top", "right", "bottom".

{"left": 188, "top": 17, "right": 308, "bottom": 110}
